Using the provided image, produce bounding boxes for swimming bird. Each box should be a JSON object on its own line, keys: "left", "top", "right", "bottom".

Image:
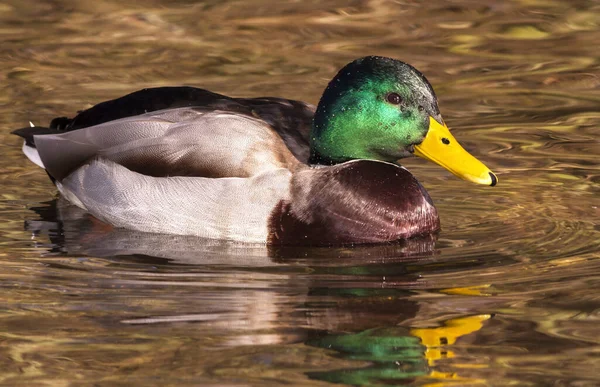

{"left": 13, "top": 56, "right": 497, "bottom": 245}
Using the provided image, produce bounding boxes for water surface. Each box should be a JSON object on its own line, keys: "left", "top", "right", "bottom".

{"left": 1, "top": 0, "right": 599, "bottom": 385}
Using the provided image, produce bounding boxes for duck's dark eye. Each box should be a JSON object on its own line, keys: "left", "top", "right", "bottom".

{"left": 442, "top": 137, "right": 450, "bottom": 145}
{"left": 386, "top": 92, "right": 402, "bottom": 105}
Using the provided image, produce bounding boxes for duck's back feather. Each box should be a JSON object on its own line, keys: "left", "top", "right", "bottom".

{"left": 47, "top": 86, "right": 315, "bottom": 163}
{"left": 33, "top": 108, "right": 302, "bottom": 181}
{"left": 13, "top": 87, "right": 315, "bottom": 174}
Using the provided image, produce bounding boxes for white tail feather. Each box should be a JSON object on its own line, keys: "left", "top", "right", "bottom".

{"left": 22, "top": 142, "right": 45, "bottom": 168}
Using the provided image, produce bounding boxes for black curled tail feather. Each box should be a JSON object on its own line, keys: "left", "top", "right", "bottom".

{"left": 49, "top": 116, "right": 73, "bottom": 130}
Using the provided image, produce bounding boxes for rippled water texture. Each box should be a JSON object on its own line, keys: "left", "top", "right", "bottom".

{"left": 1, "top": 0, "right": 599, "bottom": 385}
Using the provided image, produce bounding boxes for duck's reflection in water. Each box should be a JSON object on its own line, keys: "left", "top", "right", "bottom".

{"left": 27, "top": 199, "right": 492, "bottom": 385}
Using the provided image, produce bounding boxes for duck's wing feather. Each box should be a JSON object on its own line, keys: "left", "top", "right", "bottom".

{"left": 235, "top": 96, "right": 315, "bottom": 162}
{"left": 59, "top": 157, "right": 293, "bottom": 243}
{"left": 44, "top": 87, "right": 314, "bottom": 163}
{"left": 33, "top": 108, "right": 301, "bottom": 181}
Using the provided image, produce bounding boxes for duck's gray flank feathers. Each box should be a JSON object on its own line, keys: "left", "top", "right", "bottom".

{"left": 59, "top": 158, "right": 294, "bottom": 243}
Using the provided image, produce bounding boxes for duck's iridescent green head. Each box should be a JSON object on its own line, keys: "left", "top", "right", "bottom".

{"left": 310, "top": 56, "right": 497, "bottom": 186}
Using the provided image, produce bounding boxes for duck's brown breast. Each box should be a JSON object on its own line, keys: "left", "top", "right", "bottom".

{"left": 268, "top": 160, "right": 440, "bottom": 245}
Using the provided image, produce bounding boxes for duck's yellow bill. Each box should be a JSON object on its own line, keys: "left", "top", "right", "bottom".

{"left": 414, "top": 117, "right": 497, "bottom": 186}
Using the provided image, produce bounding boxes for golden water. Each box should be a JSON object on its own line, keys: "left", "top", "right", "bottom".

{"left": 1, "top": 0, "right": 599, "bottom": 385}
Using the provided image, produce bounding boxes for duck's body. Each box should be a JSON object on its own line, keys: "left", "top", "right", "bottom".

{"left": 13, "top": 56, "right": 495, "bottom": 245}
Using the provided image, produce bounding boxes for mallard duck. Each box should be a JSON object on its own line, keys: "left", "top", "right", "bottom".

{"left": 13, "top": 56, "right": 496, "bottom": 245}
